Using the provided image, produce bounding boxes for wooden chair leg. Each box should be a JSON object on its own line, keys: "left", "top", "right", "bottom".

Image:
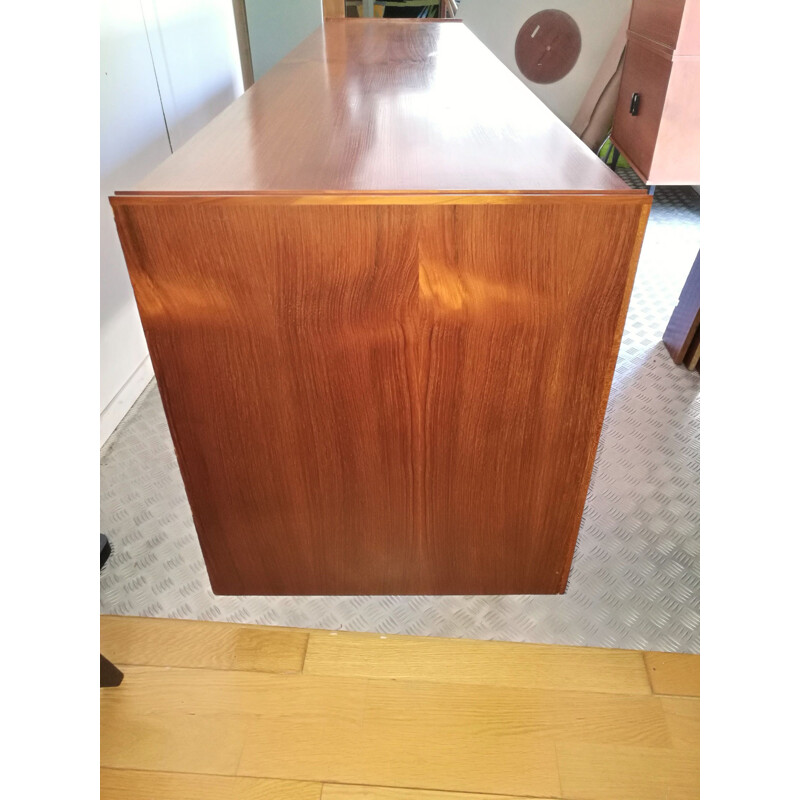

{"left": 663, "top": 250, "right": 700, "bottom": 366}
{"left": 101, "top": 654, "right": 124, "bottom": 687}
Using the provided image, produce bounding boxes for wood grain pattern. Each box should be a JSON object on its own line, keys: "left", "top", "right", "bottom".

{"left": 102, "top": 692, "right": 248, "bottom": 775}
{"left": 645, "top": 651, "right": 700, "bottom": 696}
{"left": 100, "top": 665, "right": 673, "bottom": 796}
{"left": 100, "top": 614, "right": 308, "bottom": 672}
{"left": 112, "top": 20, "right": 650, "bottom": 595}
{"left": 99, "top": 666, "right": 553, "bottom": 794}
{"left": 661, "top": 696, "right": 700, "bottom": 750}
{"left": 121, "top": 21, "right": 632, "bottom": 195}
{"left": 100, "top": 769, "right": 320, "bottom": 800}
{"left": 111, "top": 196, "right": 649, "bottom": 595}
{"left": 303, "top": 629, "right": 652, "bottom": 695}
{"left": 556, "top": 742, "right": 699, "bottom": 800}
{"left": 322, "top": 785, "right": 552, "bottom": 800}
{"left": 100, "top": 616, "right": 699, "bottom": 799}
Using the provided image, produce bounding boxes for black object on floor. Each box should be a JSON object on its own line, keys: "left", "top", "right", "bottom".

{"left": 101, "top": 534, "right": 111, "bottom": 568}
{"left": 384, "top": 2, "right": 428, "bottom": 17}
{"left": 100, "top": 537, "right": 123, "bottom": 687}
{"left": 100, "top": 653, "right": 124, "bottom": 687}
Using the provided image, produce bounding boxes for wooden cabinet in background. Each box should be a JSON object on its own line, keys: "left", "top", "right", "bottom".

{"left": 612, "top": 0, "right": 699, "bottom": 185}
{"left": 111, "top": 20, "right": 650, "bottom": 596}
{"left": 663, "top": 251, "right": 700, "bottom": 370}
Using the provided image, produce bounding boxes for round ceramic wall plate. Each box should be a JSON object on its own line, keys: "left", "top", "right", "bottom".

{"left": 514, "top": 9, "right": 582, "bottom": 84}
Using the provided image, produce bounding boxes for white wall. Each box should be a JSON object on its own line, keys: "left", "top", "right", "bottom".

{"left": 140, "top": 0, "right": 243, "bottom": 149}
{"left": 100, "top": 0, "right": 244, "bottom": 446}
{"left": 100, "top": 0, "right": 172, "bottom": 444}
{"left": 245, "top": 0, "right": 322, "bottom": 81}
{"left": 459, "top": 0, "right": 631, "bottom": 125}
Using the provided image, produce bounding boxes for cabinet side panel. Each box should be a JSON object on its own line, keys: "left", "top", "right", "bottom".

{"left": 648, "top": 56, "right": 700, "bottom": 185}
{"left": 611, "top": 40, "right": 673, "bottom": 179}
{"left": 111, "top": 201, "right": 420, "bottom": 594}
{"left": 418, "top": 201, "right": 648, "bottom": 593}
{"left": 111, "top": 197, "right": 649, "bottom": 595}
{"left": 628, "top": 0, "right": 686, "bottom": 51}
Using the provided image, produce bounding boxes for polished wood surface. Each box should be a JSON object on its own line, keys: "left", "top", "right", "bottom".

{"left": 123, "top": 21, "right": 633, "bottom": 195}
{"left": 644, "top": 651, "right": 700, "bottom": 697}
{"left": 303, "top": 629, "right": 653, "bottom": 695}
{"left": 112, "top": 195, "right": 649, "bottom": 595}
{"left": 100, "top": 770, "right": 319, "bottom": 800}
{"left": 100, "top": 615, "right": 700, "bottom": 799}
{"left": 112, "top": 20, "right": 650, "bottom": 595}
{"left": 100, "top": 614, "right": 308, "bottom": 673}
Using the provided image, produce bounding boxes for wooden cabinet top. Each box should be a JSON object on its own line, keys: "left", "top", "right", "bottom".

{"left": 122, "top": 20, "right": 634, "bottom": 197}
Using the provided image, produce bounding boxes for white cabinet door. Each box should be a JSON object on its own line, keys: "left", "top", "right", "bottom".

{"left": 100, "top": 0, "right": 172, "bottom": 432}
{"left": 139, "top": 0, "right": 244, "bottom": 151}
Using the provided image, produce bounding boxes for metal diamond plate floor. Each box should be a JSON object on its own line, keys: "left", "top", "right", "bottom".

{"left": 101, "top": 169, "right": 700, "bottom": 653}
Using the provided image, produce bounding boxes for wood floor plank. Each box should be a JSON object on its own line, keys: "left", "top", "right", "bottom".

{"left": 101, "top": 708, "right": 246, "bottom": 776}
{"left": 100, "top": 667, "right": 367, "bottom": 779}
{"left": 236, "top": 673, "right": 668, "bottom": 795}
{"left": 233, "top": 623, "right": 309, "bottom": 672}
{"left": 304, "top": 629, "right": 651, "bottom": 695}
{"left": 103, "top": 664, "right": 671, "bottom": 796}
{"left": 99, "top": 618, "right": 699, "bottom": 799}
{"left": 661, "top": 696, "right": 700, "bottom": 750}
{"left": 556, "top": 743, "right": 700, "bottom": 800}
{"left": 100, "top": 768, "right": 321, "bottom": 800}
{"left": 644, "top": 651, "right": 700, "bottom": 696}
{"left": 321, "top": 784, "right": 558, "bottom": 800}
{"left": 100, "top": 615, "right": 308, "bottom": 673}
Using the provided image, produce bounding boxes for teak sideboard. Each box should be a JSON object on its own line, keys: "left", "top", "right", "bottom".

{"left": 111, "top": 20, "right": 650, "bottom": 595}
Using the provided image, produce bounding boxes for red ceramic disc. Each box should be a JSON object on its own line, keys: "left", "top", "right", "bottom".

{"left": 515, "top": 9, "right": 582, "bottom": 84}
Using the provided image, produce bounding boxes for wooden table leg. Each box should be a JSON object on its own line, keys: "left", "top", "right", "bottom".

{"left": 663, "top": 250, "right": 700, "bottom": 367}
{"left": 101, "top": 654, "right": 124, "bottom": 687}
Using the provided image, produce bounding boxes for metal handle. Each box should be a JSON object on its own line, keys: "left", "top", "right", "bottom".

{"left": 630, "top": 92, "right": 640, "bottom": 116}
